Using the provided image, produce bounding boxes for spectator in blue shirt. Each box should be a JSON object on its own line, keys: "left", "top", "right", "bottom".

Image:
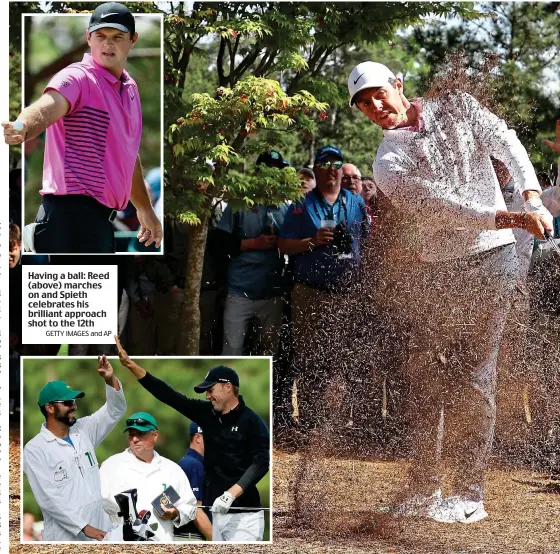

{"left": 216, "top": 151, "right": 290, "bottom": 356}
{"left": 278, "top": 146, "right": 369, "bottom": 430}
{"left": 175, "top": 422, "right": 212, "bottom": 541}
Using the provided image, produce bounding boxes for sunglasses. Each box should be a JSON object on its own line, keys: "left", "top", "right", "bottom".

{"left": 315, "top": 160, "right": 343, "bottom": 170}
{"left": 51, "top": 399, "right": 76, "bottom": 407}
{"left": 126, "top": 417, "right": 156, "bottom": 428}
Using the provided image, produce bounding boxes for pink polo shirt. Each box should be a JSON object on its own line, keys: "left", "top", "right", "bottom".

{"left": 41, "top": 53, "right": 142, "bottom": 210}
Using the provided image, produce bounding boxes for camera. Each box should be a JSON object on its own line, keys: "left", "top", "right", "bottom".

{"left": 332, "top": 222, "right": 354, "bottom": 255}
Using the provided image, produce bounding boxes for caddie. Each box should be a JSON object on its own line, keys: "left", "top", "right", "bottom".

{"left": 23, "top": 355, "right": 126, "bottom": 541}
{"left": 99, "top": 411, "right": 198, "bottom": 542}
{"left": 348, "top": 61, "right": 553, "bottom": 523}
{"left": 2, "top": 2, "right": 161, "bottom": 253}
{"left": 114, "top": 336, "right": 270, "bottom": 541}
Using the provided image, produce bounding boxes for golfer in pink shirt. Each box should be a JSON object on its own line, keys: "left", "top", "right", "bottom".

{"left": 3, "top": 2, "right": 162, "bottom": 253}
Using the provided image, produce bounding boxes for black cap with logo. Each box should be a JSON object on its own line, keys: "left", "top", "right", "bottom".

{"left": 88, "top": 2, "right": 135, "bottom": 35}
{"left": 194, "top": 365, "right": 240, "bottom": 393}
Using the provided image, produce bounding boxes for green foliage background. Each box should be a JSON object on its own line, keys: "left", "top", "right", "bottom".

{"left": 22, "top": 357, "right": 271, "bottom": 538}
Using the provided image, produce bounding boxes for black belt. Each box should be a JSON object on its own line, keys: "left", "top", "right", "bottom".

{"left": 41, "top": 194, "right": 118, "bottom": 222}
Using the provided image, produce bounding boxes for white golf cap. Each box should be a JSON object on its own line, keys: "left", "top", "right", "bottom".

{"left": 348, "top": 61, "right": 396, "bottom": 107}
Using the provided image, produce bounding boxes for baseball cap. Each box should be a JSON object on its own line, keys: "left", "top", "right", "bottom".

{"left": 38, "top": 381, "right": 85, "bottom": 407}
{"left": 314, "top": 145, "right": 343, "bottom": 164}
{"left": 189, "top": 421, "right": 203, "bottom": 436}
{"left": 124, "top": 411, "right": 158, "bottom": 432}
{"left": 256, "top": 150, "right": 290, "bottom": 168}
{"left": 348, "top": 61, "right": 397, "bottom": 107}
{"left": 194, "top": 365, "right": 240, "bottom": 393}
{"left": 88, "top": 2, "right": 136, "bottom": 35}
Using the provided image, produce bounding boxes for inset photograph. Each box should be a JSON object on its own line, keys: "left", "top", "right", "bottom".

{"left": 21, "top": 351, "right": 271, "bottom": 543}
{"left": 9, "top": 3, "right": 163, "bottom": 254}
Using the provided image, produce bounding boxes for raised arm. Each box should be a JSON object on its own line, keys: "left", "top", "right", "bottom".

{"left": 114, "top": 336, "right": 209, "bottom": 421}
{"left": 78, "top": 355, "right": 127, "bottom": 448}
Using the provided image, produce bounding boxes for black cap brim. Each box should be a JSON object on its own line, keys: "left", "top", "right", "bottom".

{"left": 88, "top": 23, "right": 132, "bottom": 34}
{"left": 194, "top": 380, "right": 217, "bottom": 394}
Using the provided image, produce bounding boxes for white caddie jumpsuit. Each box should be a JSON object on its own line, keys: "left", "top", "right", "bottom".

{"left": 100, "top": 448, "right": 197, "bottom": 542}
{"left": 23, "top": 380, "right": 126, "bottom": 541}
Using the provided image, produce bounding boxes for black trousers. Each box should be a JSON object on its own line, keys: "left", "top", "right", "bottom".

{"left": 34, "top": 194, "right": 116, "bottom": 254}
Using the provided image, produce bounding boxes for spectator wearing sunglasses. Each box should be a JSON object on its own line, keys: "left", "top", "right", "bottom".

{"left": 23, "top": 356, "right": 126, "bottom": 541}
{"left": 99, "top": 411, "right": 198, "bottom": 541}
{"left": 278, "top": 145, "right": 369, "bottom": 429}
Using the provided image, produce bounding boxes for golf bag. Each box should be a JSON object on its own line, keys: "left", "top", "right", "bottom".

{"left": 114, "top": 488, "right": 157, "bottom": 541}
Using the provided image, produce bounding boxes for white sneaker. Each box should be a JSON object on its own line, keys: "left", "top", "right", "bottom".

{"left": 392, "top": 488, "right": 442, "bottom": 517}
{"left": 427, "top": 496, "right": 488, "bottom": 523}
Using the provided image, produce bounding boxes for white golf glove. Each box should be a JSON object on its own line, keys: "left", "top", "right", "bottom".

{"left": 211, "top": 491, "right": 235, "bottom": 514}
{"left": 523, "top": 197, "right": 554, "bottom": 235}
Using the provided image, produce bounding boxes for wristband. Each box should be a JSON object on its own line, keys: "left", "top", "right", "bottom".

{"left": 309, "top": 240, "right": 316, "bottom": 251}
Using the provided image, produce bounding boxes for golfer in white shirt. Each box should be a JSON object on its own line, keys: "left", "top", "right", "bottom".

{"left": 347, "top": 61, "right": 554, "bottom": 524}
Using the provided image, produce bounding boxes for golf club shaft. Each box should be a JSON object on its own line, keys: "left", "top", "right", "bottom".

{"left": 198, "top": 506, "right": 271, "bottom": 511}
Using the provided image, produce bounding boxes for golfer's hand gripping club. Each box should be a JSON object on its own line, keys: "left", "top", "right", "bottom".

{"left": 523, "top": 198, "right": 554, "bottom": 240}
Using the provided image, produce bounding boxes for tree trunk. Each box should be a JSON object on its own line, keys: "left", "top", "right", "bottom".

{"left": 177, "top": 214, "right": 209, "bottom": 354}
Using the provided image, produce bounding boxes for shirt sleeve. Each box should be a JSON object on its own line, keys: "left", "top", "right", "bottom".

{"left": 23, "top": 445, "right": 89, "bottom": 536}
{"left": 458, "top": 93, "right": 541, "bottom": 194}
{"left": 374, "top": 152, "right": 498, "bottom": 231}
{"left": 138, "top": 372, "right": 210, "bottom": 423}
{"left": 236, "top": 413, "right": 270, "bottom": 494}
{"left": 172, "top": 464, "right": 197, "bottom": 527}
{"left": 44, "top": 65, "right": 87, "bottom": 115}
{"left": 78, "top": 380, "right": 127, "bottom": 449}
{"left": 279, "top": 202, "right": 304, "bottom": 239}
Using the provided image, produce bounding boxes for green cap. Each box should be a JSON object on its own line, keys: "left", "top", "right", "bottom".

{"left": 124, "top": 412, "right": 158, "bottom": 433}
{"left": 38, "top": 381, "right": 85, "bottom": 407}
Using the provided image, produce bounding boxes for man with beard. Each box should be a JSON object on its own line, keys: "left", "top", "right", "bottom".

{"left": 23, "top": 355, "right": 126, "bottom": 541}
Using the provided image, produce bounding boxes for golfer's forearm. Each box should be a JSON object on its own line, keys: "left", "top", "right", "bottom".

{"left": 227, "top": 483, "right": 244, "bottom": 498}
{"left": 18, "top": 90, "right": 69, "bottom": 140}
{"left": 495, "top": 210, "right": 525, "bottom": 230}
{"left": 278, "top": 237, "right": 314, "bottom": 254}
{"left": 127, "top": 360, "right": 147, "bottom": 379}
{"left": 129, "top": 157, "right": 153, "bottom": 212}
{"left": 105, "top": 375, "right": 121, "bottom": 391}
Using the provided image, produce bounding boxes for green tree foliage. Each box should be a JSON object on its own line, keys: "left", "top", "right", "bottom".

{"left": 163, "top": 2, "right": 477, "bottom": 351}
{"left": 22, "top": 357, "right": 271, "bottom": 523}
